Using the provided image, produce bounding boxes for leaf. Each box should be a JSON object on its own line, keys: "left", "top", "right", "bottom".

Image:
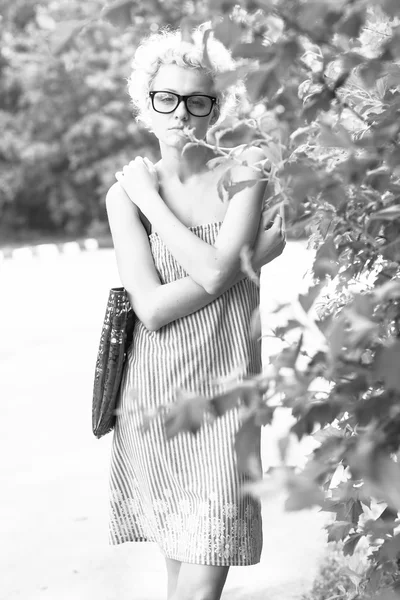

{"left": 255, "top": 404, "right": 274, "bottom": 426}
{"left": 225, "top": 179, "right": 259, "bottom": 199}
{"left": 306, "top": 401, "right": 342, "bottom": 429}
{"left": 382, "top": 0, "right": 400, "bottom": 17}
{"left": 318, "top": 124, "right": 353, "bottom": 149}
{"left": 336, "top": 9, "right": 366, "bottom": 38}
{"left": 313, "top": 236, "right": 339, "bottom": 279}
{"left": 298, "top": 282, "right": 324, "bottom": 313}
{"left": 214, "top": 67, "right": 248, "bottom": 92}
{"left": 363, "top": 517, "right": 396, "bottom": 539}
{"left": 374, "top": 342, "right": 400, "bottom": 392}
{"left": 47, "top": 20, "right": 87, "bottom": 55}
{"left": 101, "top": 0, "right": 135, "bottom": 27}
{"left": 246, "top": 67, "right": 281, "bottom": 102}
{"left": 343, "top": 532, "right": 364, "bottom": 556}
{"left": 251, "top": 0, "right": 275, "bottom": 10}
{"left": 259, "top": 142, "right": 282, "bottom": 166}
{"left": 285, "top": 474, "right": 325, "bottom": 511}
{"left": 274, "top": 319, "right": 302, "bottom": 337}
{"left": 290, "top": 125, "right": 317, "bottom": 146}
{"left": 359, "top": 60, "right": 386, "bottom": 89}
{"left": 215, "top": 122, "right": 257, "bottom": 146}
{"left": 180, "top": 16, "right": 198, "bottom": 43}
{"left": 341, "top": 566, "right": 363, "bottom": 589}
{"left": 280, "top": 40, "right": 301, "bottom": 68}
{"left": 207, "top": 156, "right": 230, "bottom": 170}
{"left": 382, "top": 238, "right": 400, "bottom": 262}
{"left": 341, "top": 51, "right": 366, "bottom": 70}
{"left": 328, "top": 313, "right": 347, "bottom": 359}
{"left": 303, "top": 89, "right": 335, "bottom": 123}
{"left": 231, "top": 42, "right": 271, "bottom": 60}
{"left": 368, "top": 566, "right": 383, "bottom": 593}
{"left": 213, "top": 17, "right": 242, "bottom": 49}
{"left": 164, "top": 390, "right": 209, "bottom": 438}
{"left": 210, "top": 389, "right": 240, "bottom": 417}
{"left": 234, "top": 415, "right": 263, "bottom": 480}
{"left": 278, "top": 435, "right": 290, "bottom": 462}
{"left": 364, "top": 454, "right": 400, "bottom": 512}
{"left": 202, "top": 29, "right": 213, "bottom": 71}
{"left": 378, "top": 534, "right": 400, "bottom": 561}
{"left": 370, "top": 206, "right": 400, "bottom": 220}
{"left": 352, "top": 293, "right": 374, "bottom": 318}
{"left": 217, "top": 169, "right": 232, "bottom": 202}
{"left": 345, "top": 308, "right": 378, "bottom": 348}
{"left": 273, "top": 334, "right": 303, "bottom": 369}
{"left": 379, "top": 506, "right": 399, "bottom": 522}
{"left": 326, "top": 520, "right": 354, "bottom": 542}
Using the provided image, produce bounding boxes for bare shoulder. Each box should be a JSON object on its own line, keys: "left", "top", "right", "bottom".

{"left": 105, "top": 182, "right": 140, "bottom": 216}
{"left": 106, "top": 181, "right": 128, "bottom": 205}
{"left": 105, "top": 182, "right": 144, "bottom": 230}
{"left": 212, "top": 145, "right": 266, "bottom": 170}
{"left": 221, "top": 145, "right": 269, "bottom": 184}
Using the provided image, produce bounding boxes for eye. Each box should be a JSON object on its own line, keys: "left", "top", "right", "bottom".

{"left": 190, "top": 97, "right": 207, "bottom": 107}
{"left": 156, "top": 93, "right": 176, "bottom": 104}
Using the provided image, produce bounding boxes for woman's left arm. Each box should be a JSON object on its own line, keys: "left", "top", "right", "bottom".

{"left": 117, "top": 148, "right": 267, "bottom": 295}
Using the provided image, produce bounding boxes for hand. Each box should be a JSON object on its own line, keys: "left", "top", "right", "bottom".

{"left": 115, "top": 157, "right": 159, "bottom": 209}
{"left": 251, "top": 211, "right": 286, "bottom": 270}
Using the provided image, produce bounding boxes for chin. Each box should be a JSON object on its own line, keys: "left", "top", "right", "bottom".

{"left": 165, "top": 132, "right": 188, "bottom": 147}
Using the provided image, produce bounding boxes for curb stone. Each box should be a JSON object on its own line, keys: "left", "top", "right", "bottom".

{"left": 0, "top": 236, "right": 113, "bottom": 261}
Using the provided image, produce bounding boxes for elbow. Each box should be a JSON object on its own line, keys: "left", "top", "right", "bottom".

{"left": 143, "top": 314, "right": 161, "bottom": 332}
{"left": 137, "top": 306, "right": 162, "bottom": 332}
{"left": 202, "top": 269, "right": 225, "bottom": 295}
{"left": 126, "top": 291, "right": 161, "bottom": 332}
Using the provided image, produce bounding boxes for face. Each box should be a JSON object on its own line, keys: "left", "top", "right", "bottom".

{"left": 147, "top": 63, "right": 219, "bottom": 148}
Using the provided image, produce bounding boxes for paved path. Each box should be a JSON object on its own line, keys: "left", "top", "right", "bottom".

{"left": 0, "top": 242, "right": 328, "bottom": 600}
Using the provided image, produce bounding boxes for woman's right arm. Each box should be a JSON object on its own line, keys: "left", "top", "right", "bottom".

{"left": 106, "top": 183, "right": 243, "bottom": 331}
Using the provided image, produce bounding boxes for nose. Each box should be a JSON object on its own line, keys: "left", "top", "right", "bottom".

{"left": 174, "top": 98, "right": 189, "bottom": 120}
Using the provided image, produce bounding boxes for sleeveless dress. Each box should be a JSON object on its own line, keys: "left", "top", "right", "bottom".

{"left": 108, "top": 221, "right": 263, "bottom": 566}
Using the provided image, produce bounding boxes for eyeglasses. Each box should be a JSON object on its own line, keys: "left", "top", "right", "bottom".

{"left": 149, "top": 91, "right": 217, "bottom": 117}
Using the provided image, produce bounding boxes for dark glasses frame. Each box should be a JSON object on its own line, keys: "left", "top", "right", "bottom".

{"left": 149, "top": 91, "right": 217, "bottom": 117}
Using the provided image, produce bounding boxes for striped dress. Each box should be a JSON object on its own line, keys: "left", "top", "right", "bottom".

{"left": 108, "top": 221, "right": 263, "bottom": 566}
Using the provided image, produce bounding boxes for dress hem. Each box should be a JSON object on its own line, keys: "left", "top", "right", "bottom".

{"left": 109, "top": 537, "right": 261, "bottom": 566}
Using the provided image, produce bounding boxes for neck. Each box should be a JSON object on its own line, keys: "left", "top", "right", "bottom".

{"left": 157, "top": 141, "right": 213, "bottom": 184}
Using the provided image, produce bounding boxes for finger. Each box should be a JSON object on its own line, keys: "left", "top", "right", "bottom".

{"left": 143, "top": 157, "right": 155, "bottom": 172}
{"left": 279, "top": 204, "right": 286, "bottom": 231}
{"left": 115, "top": 171, "right": 123, "bottom": 180}
{"left": 271, "top": 212, "right": 282, "bottom": 230}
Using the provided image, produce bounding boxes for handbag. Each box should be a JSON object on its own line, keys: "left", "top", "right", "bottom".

{"left": 92, "top": 287, "right": 136, "bottom": 438}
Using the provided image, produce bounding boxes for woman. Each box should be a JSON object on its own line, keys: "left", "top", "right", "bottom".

{"left": 106, "top": 26, "right": 285, "bottom": 600}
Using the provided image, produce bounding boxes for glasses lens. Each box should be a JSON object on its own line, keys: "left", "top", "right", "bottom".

{"left": 152, "top": 92, "right": 178, "bottom": 113}
{"left": 187, "top": 95, "right": 213, "bottom": 116}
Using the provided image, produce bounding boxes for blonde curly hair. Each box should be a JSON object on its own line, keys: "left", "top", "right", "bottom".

{"left": 127, "top": 25, "right": 239, "bottom": 128}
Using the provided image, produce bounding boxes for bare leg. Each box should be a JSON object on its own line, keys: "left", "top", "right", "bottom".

{"left": 172, "top": 563, "right": 229, "bottom": 600}
{"left": 165, "top": 557, "right": 182, "bottom": 600}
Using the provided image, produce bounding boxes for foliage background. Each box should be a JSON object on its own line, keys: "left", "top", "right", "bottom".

{"left": 0, "top": 0, "right": 168, "bottom": 243}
